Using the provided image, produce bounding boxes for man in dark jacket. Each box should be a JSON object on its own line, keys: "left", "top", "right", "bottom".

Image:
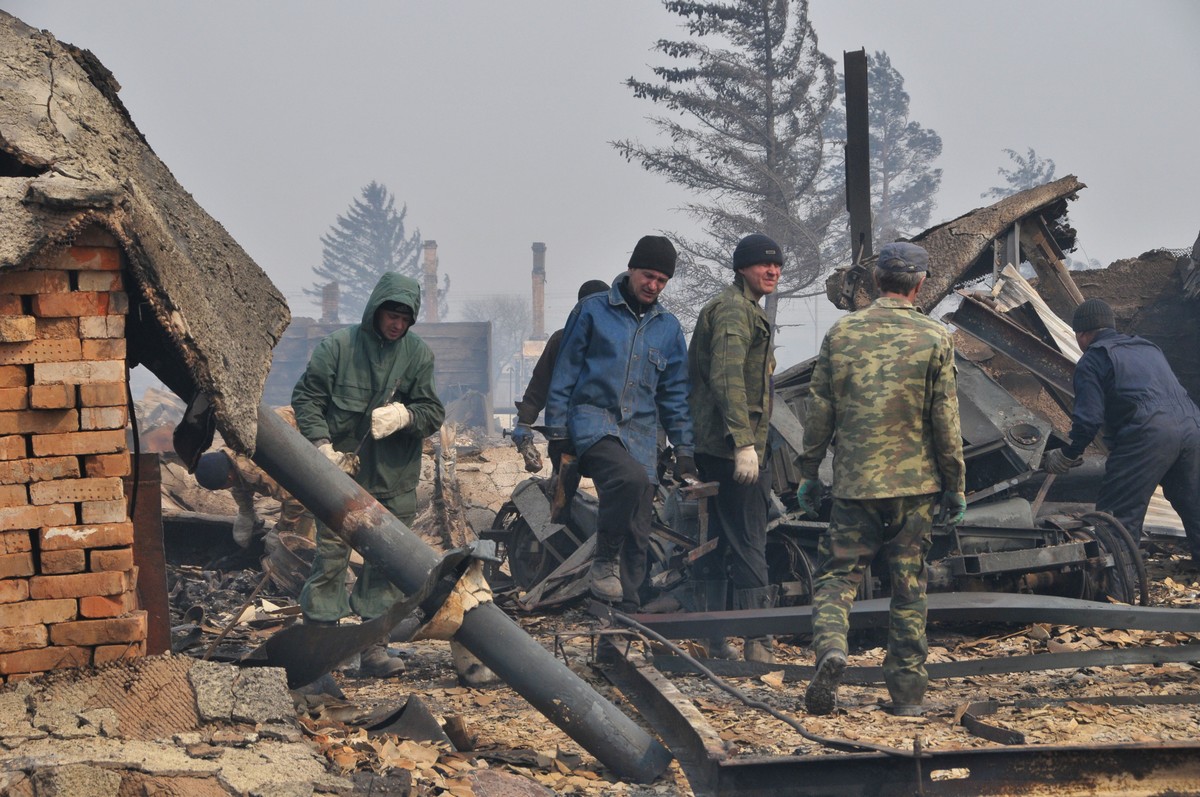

{"left": 1042, "top": 298, "right": 1200, "bottom": 563}
{"left": 292, "top": 272, "right": 446, "bottom": 677}
{"left": 545, "top": 236, "right": 696, "bottom": 608}
{"left": 687, "top": 233, "right": 782, "bottom": 663}
{"left": 511, "top": 279, "right": 611, "bottom": 471}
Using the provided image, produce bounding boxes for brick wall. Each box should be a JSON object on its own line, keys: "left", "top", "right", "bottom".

{"left": 0, "top": 228, "right": 146, "bottom": 681}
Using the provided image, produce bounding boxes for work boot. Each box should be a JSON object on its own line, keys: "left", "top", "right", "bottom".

{"left": 805, "top": 649, "right": 847, "bottom": 716}
{"left": 888, "top": 703, "right": 924, "bottom": 717}
{"left": 357, "top": 641, "right": 406, "bottom": 678}
{"left": 735, "top": 586, "right": 778, "bottom": 664}
{"left": 589, "top": 557, "right": 623, "bottom": 603}
{"left": 707, "top": 638, "right": 739, "bottom": 660}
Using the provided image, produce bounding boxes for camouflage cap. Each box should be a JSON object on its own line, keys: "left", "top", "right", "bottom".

{"left": 877, "top": 242, "right": 930, "bottom": 273}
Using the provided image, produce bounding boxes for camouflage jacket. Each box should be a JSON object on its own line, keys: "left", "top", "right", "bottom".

{"left": 799, "top": 297, "right": 965, "bottom": 499}
{"left": 688, "top": 279, "right": 774, "bottom": 460}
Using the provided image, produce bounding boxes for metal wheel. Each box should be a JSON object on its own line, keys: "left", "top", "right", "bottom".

{"left": 1080, "top": 511, "right": 1148, "bottom": 605}
{"left": 766, "top": 531, "right": 815, "bottom": 606}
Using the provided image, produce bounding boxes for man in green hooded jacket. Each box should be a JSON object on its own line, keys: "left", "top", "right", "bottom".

{"left": 292, "top": 272, "right": 445, "bottom": 677}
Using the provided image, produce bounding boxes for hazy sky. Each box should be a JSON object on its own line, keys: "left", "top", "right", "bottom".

{"left": 7, "top": 0, "right": 1199, "bottom": 366}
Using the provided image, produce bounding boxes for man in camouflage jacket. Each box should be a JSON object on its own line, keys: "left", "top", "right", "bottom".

{"left": 687, "top": 234, "right": 782, "bottom": 663}
{"left": 796, "top": 241, "right": 965, "bottom": 717}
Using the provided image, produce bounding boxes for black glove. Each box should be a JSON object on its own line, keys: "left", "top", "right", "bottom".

{"left": 674, "top": 454, "right": 698, "bottom": 483}
{"left": 1042, "top": 448, "right": 1082, "bottom": 475}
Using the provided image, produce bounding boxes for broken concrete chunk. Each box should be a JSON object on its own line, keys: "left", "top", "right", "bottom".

{"left": 31, "top": 764, "right": 122, "bottom": 797}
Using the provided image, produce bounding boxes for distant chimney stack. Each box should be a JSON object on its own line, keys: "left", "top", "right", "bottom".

{"left": 422, "top": 240, "right": 440, "bottom": 323}
{"left": 531, "top": 242, "right": 547, "bottom": 340}
{"left": 321, "top": 281, "right": 339, "bottom": 324}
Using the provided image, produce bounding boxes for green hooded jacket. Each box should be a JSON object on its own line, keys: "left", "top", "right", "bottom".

{"left": 292, "top": 273, "right": 445, "bottom": 513}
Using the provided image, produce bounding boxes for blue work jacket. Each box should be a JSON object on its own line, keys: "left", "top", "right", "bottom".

{"left": 545, "top": 274, "right": 694, "bottom": 481}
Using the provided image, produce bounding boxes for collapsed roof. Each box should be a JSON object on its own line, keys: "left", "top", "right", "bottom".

{"left": 0, "top": 11, "right": 289, "bottom": 454}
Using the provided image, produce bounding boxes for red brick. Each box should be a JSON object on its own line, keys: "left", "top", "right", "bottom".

{"left": 0, "top": 435, "right": 24, "bottom": 461}
{"left": 0, "top": 338, "right": 83, "bottom": 365}
{"left": 30, "top": 570, "right": 128, "bottom": 600}
{"left": 80, "top": 406, "right": 127, "bottom": 431}
{"left": 40, "top": 549, "right": 85, "bottom": 574}
{"left": 80, "top": 339, "right": 126, "bottom": 361}
{"left": 78, "top": 316, "right": 124, "bottom": 339}
{"left": 0, "top": 366, "right": 27, "bottom": 389}
{"left": 40, "top": 521, "right": 133, "bottom": 551}
{"left": 83, "top": 453, "right": 130, "bottom": 478}
{"left": 33, "top": 360, "right": 124, "bottom": 385}
{"left": 0, "top": 579, "right": 29, "bottom": 604}
{"left": 93, "top": 640, "right": 144, "bottom": 665}
{"left": 0, "top": 295, "right": 20, "bottom": 314}
{"left": 0, "top": 552, "right": 33, "bottom": 579}
{"left": 76, "top": 271, "right": 123, "bottom": 292}
{"left": 29, "top": 383, "right": 75, "bottom": 409}
{"left": 29, "top": 476, "right": 122, "bottom": 506}
{"left": 34, "top": 317, "right": 79, "bottom": 339}
{"left": 0, "top": 271, "right": 69, "bottom": 295}
{"left": 0, "top": 409, "right": 77, "bottom": 436}
{"left": 90, "top": 548, "right": 133, "bottom": 572}
{"left": 30, "top": 292, "right": 110, "bottom": 318}
{"left": 0, "top": 598, "right": 76, "bottom": 626}
{"left": 0, "top": 316, "right": 35, "bottom": 343}
{"left": 80, "top": 500, "right": 126, "bottom": 524}
{"left": 0, "top": 387, "right": 26, "bottom": 411}
{"left": 0, "top": 530, "right": 31, "bottom": 553}
{"left": 0, "top": 456, "right": 80, "bottom": 485}
{"left": 78, "top": 382, "right": 125, "bottom": 408}
{"left": 0, "top": 625, "right": 48, "bottom": 654}
{"left": 50, "top": 246, "right": 122, "bottom": 272}
{"left": 0, "top": 645, "right": 89, "bottom": 675}
{"left": 50, "top": 611, "right": 145, "bottom": 646}
{"left": 79, "top": 590, "right": 136, "bottom": 618}
{"left": 31, "top": 429, "right": 125, "bottom": 457}
{"left": 0, "top": 503, "right": 75, "bottom": 532}
{"left": 0, "top": 484, "right": 26, "bottom": 505}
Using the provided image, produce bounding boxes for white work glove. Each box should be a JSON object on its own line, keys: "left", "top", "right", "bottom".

{"left": 232, "top": 509, "right": 257, "bottom": 548}
{"left": 733, "top": 444, "right": 759, "bottom": 485}
{"left": 318, "top": 442, "right": 360, "bottom": 476}
{"left": 370, "top": 402, "right": 412, "bottom": 439}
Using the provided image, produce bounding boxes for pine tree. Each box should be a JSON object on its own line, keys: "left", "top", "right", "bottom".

{"left": 981, "top": 148, "right": 1057, "bottom": 200}
{"left": 614, "top": 0, "right": 838, "bottom": 324}
{"left": 821, "top": 51, "right": 943, "bottom": 253}
{"left": 306, "top": 181, "right": 426, "bottom": 321}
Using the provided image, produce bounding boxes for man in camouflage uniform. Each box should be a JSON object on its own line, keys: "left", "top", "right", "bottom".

{"left": 688, "top": 233, "right": 782, "bottom": 663}
{"left": 796, "top": 242, "right": 965, "bottom": 716}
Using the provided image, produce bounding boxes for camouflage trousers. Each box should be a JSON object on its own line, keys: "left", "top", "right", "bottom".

{"left": 811, "top": 494, "right": 936, "bottom": 705}
{"left": 299, "top": 493, "right": 414, "bottom": 623}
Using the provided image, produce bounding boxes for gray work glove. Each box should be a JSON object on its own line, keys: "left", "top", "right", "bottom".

{"left": 232, "top": 509, "right": 257, "bottom": 548}
{"left": 318, "top": 441, "right": 360, "bottom": 476}
{"left": 1041, "top": 448, "right": 1082, "bottom": 475}
{"left": 732, "top": 445, "right": 759, "bottom": 485}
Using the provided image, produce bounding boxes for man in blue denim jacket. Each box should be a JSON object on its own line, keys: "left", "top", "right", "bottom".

{"left": 545, "top": 235, "right": 696, "bottom": 607}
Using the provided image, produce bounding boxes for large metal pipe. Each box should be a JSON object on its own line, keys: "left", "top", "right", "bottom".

{"left": 249, "top": 405, "right": 671, "bottom": 783}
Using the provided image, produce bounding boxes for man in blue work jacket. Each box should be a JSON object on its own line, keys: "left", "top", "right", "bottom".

{"left": 545, "top": 235, "right": 696, "bottom": 608}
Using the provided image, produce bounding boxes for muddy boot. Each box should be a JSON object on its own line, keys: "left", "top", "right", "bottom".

{"left": 589, "top": 537, "right": 624, "bottom": 603}
{"left": 735, "top": 586, "right": 778, "bottom": 664}
{"left": 450, "top": 640, "right": 500, "bottom": 688}
{"left": 805, "top": 649, "right": 847, "bottom": 716}
{"left": 358, "top": 641, "right": 406, "bottom": 678}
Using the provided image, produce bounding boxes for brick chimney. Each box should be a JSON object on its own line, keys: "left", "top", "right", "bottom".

{"left": 421, "top": 241, "right": 439, "bottom": 323}
{"left": 320, "top": 281, "right": 339, "bottom": 324}
{"left": 531, "top": 242, "right": 547, "bottom": 340}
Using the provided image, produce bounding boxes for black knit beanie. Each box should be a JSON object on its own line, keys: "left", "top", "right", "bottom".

{"left": 577, "top": 280, "right": 610, "bottom": 300}
{"left": 732, "top": 233, "right": 784, "bottom": 270}
{"left": 1071, "top": 298, "right": 1115, "bottom": 333}
{"left": 194, "top": 451, "right": 233, "bottom": 490}
{"left": 627, "top": 235, "right": 677, "bottom": 278}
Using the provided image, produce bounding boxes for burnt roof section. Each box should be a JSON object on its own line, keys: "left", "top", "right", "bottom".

{"left": 827, "top": 175, "right": 1087, "bottom": 313}
{"left": 0, "top": 11, "right": 290, "bottom": 455}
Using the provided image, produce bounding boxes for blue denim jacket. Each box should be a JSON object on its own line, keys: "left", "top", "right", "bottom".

{"left": 545, "top": 275, "right": 694, "bottom": 481}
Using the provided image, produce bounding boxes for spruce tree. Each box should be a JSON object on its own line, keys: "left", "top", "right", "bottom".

{"left": 614, "top": 0, "right": 837, "bottom": 323}
{"left": 306, "top": 181, "right": 425, "bottom": 321}
{"left": 982, "top": 148, "right": 1057, "bottom": 200}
